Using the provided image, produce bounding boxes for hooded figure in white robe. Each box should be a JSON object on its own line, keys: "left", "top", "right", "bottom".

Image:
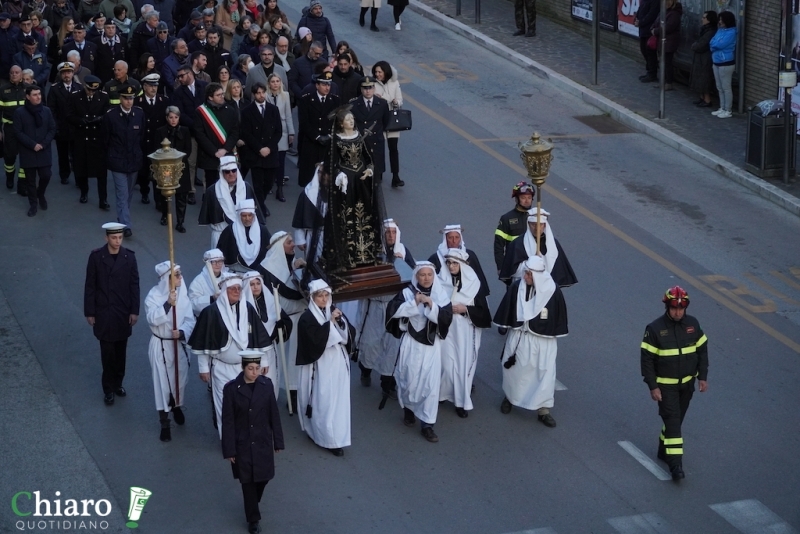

{"left": 437, "top": 249, "right": 491, "bottom": 416}
{"left": 291, "top": 165, "right": 327, "bottom": 264}
{"left": 188, "top": 248, "right": 231, "bottom": 317}
{"left": 386, "top": 262, "right": 453, "bottom": 443}
{"left": 262, "top": 230, "right": 307, "bottom": 409}
{"left": 145, "top": 261, "right": 196, "bottom": 441}
{"left": 188, "top": 273, "right": 272, "bottom": 438}
{"left": 493, "top": 256, "right": 568, "bottom": 427}
{"left": 296, "top": 280, "right": 353, "bottom": 455}
{"left": 427, "top": 224, "right": 490, "bottom": 295}
{"left": 217, "top": 198, "right": 272, "bottom": 274}
{"left": 355, "top": 219, "right": 416, "bottom": 396}
{"left": 242, "top": 270, "right": 292, "bottom": 400}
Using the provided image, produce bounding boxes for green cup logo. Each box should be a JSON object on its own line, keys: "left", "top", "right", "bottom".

{"left": 126, "top": 487, "right": 152, "bottom": 528}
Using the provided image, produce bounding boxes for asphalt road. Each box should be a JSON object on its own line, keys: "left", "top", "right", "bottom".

{"left": 1, "top": 1, "right": 799, "bottom": 533}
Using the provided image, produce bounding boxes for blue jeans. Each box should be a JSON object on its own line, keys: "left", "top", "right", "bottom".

{"left": 111, "top": 171, "right": 137, "bottom": 228}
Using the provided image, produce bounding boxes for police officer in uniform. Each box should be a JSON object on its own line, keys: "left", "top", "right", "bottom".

{"left": 349, "top": 76, "right": 391, "bottom": 181}
{"left": 296, "top": 71, "right": 339, "bottom": 187}
{"left": 494, "top": 181, "right": 534, "bottom": 274}
{"left": 47, "top": 61, "right": 84, "bottom": 185}
{"left": 61, "top": 22, "right": 97, "bottom": 73}
{"left": 1, "top": 65, "right": 26, "bottom": 194}
{"left": 68, "top": 75, "right": 110, "bottom": 208}
{"left": 640, "top": 286, "right": 708, "bottom": 481}
{"left": 134, "top": 73, "right": 169, "bottom": 207}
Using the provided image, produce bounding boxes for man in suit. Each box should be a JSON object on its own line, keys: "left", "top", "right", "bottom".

{"left": 129, "top": 10, "right": 159, "bottom": 65}
{"left": 84, "top": 222, "right": 140, "bottom": 406}
{"left": 134, "top": 73, "right": 169, "bottom": 207}
{"left": 240, "top": 82, "right": 281, "bottom": 216}
{"left": 94, "top": 18, "right": 128, "bottom": 83}
{"left": 296, "top": 70, "right": 339, "bottom": 187}
{"left": 350, "top": 76, "right": 391, "bottom": 182}
{"left": 192, "top": 82, "right": 240, "bottom": 189}
{"left": 13, "top": 85, "right": 56, "bottom": 217}
{"left": 68, "top": 75, "right": 110, "bottom": 208}
{"left": 160, "top": 38, "right": 189, "bottom": 95}
{"left": 245, "top": 45, "right": 288, "bottom": 100}
{"left": 61, "top": 22, "right": 97, "bottom": 73}
{"left": 146, "top": 21, "right": 175, "bottom": 71}
{"left": 46, "top": 61, "right": 83, "bottom": 185}
{"left": 172, "top": 65, "right": 206, "bottom": 203}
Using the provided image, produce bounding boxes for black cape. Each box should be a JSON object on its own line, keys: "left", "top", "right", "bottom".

{"left": 385, "top": 287, "right": 453, "bottom": 343}
{"left": 447, "top": 273, "right": 492, "bottom": 329}
{"left": 291, "top": 189, "right": 324, "bottom": 233}
{"left": 197, "top": 181, "right": 265, "bottom": 226}
{"left": 188, "top": 300, "right": 272, "bottom": 352}
{"left": 499, "top": 234, "right": 578, "bottom": 288}
{"left": 295, "top": 308, "right": 356, "bottom": 365}
{"left": 388, "top": 243, "right": 416, "bottom": 270}
{"left": 493, "top": 279, "right": 568, "bottom": 337}
{"left": 252, "top": 292, "right": 293, "bottom": 341}
{"left": 428, "top": 249, "right": 490, "bottom": 296}
{"left": 217, "top": 224, "right": 272, "bottom": 274}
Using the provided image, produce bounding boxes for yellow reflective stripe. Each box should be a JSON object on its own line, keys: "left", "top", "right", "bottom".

{"left": 0, "top": 100, "right": 25, "bottom": 106}
{"left": 662, "top": 437, "right": 683, "bottom": 445}
{"left": 494, "top": 228, "right": 516, "bottom": 241}
{"left": 656, "top": 374, "right": 696, "bottom": 384}
{"left": 696, "top": 334, "right": 708, "bottom": 346}
{"left": 641, "top": 342, "right": 659, "bottom": 354}
{"left": 17, "top": 169, "right": 25, "bottom": 178}
{"left": 2, "top": 118, "right": 12, "bottom": 124}
{"left": 109, "top": 99, "right": 120, "bottom": 105}
{"left": 665, "top": 448, "right": 683, "bottom": 454}
{"left": 659, "top": 348, "right": 680, "bottom": 356}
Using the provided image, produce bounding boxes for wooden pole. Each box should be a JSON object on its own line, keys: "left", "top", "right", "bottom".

{"left": 535, "top": 184, "right": 542, "bottom": 255}
{"left": 166, "top": 195, "right": 179, "bottom": 407}
{"left": 274, "top": 287, "right": 293, "bottom": 415}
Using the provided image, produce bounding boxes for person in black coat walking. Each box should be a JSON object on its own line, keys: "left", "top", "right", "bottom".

{"left": 93, "top": 19, "right": 128, "bottom": 83}
{"left": 192, "top": 82, "right": 240, "bottom": 188}
{"left": 240, "top": 82, "right": 281, "bottom": 216}
{"left": 134, "top": 73, "right": 169, "bottom": 206}
{"left": 349, "top": 76, "right": 390, "bottom": 178}
{"left": 296, "top": 70, "right": 339, "bottom": 187}
{"left": 13, "top": 85, "right": 57, "bottom": 217}
{"left": 46, "top": 61, "right": 83, "bottom": 185}
{"left": 84, "top": 222, "right": 141, "bottom": 406}
{"left": 287, "top": 43, "right": 324, "bottom": 100}
{"left": 222, "top": 352, "right": 284, "bottom": 534}
{"left": 156, "top": 106, "right": 192, "bottom": 232}
{"left": 68, "top": 75, "right": 111, "bottom": 208}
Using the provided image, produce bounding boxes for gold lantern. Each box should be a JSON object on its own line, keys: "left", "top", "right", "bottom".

{"left": 518, "top": 133, "right": 555, "bottom": 255}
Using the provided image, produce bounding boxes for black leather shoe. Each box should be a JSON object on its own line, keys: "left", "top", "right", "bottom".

{"left": 525, "top": 30, "right": 536, "bottom": 37}
{"left": 176, "top": 223, "right": 186, "bottom": 233}
{"left": 696, "top": 100, "right": 712, "bottom": 108}
{"left": 657, "top": 447, "right": 667, "bottom": 462}
{"left": 455, "top": 407, "right": 468, "bottom": 418}
{"left": 383, "top": 388, "right": 398, "bottom": 401}
{"left": 104, "top": 393, "right": 114, "bottom": 405}
{"left": 38, "top": 197, "right": 48, "bottom": 210}
{"left": 360, "top": 374, "right": 371, "bottom": 387}
{"left": 513, "top": 29, "right": 525, "bottom": 36}
{"left": 160, "top": 427, "right": 171, "bottom": 442}
{"left": 27, "top": 206, "right": 37, "bottom": 217}
{"left": 79, "top": 194, "right": 88, "bottom": 204}
{"left": 123, "top": 228, "right": 132, "bottom": 238}
{"left": 172, "top": 406, "right": 185, "bottom": 425}
{"left": 391, "top": 176, "right": 404, "bottom": 188}
{"left": 6, "top": 177, "right": 13, "bottom": 189}
{"left": 330, "top": 447, "right": 344, "bottom": 457}
{"left": 403, "top": 409, "right": 415, "bottom": 427}
{"left": 421, "top": 427, "right": 439, "bottom": 443}
{"left": 194, "top": 177, "right": 204, "bottom": 187}
{"left": 187, "top": 192, "right": 196, "bottom": 205}
{"left": 370, "top": 24, "right": 379, "bottom": 31}
{"left": 538, "top": 413, "right": 557, "bottom": 427}
{"left": 115, "top": 387, "right": 126, "bottom": 397}
{"left": 500, "top": 397, "right": 512, "bottom": 414}
{"left": 640, "top": 75, "right": 657, "bottom": 83}
{"left": 17, "top": 184, "right": 26, "bottom": 196}
{"left": 160, "top": 215, "right": 167, "bottom": 226}
{"left": 141, "top": 195, "right": 150, "bottom": 204}
{"left": 248, "top": 522, "right": 261, "bottom": 534}
{"left": 670, "top": 465, "right": 685, "bottom": 481}
{"left": 99, "top": 201, "right": 110, "bottom": 210}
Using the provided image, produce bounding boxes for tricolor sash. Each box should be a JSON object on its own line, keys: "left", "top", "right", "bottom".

{"left": 197, "top": 104, "right": 227, "bottom": 145}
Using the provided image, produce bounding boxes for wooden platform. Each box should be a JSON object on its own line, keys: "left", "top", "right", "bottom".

{"left": 331, "top": 263, "right": 409, "bottom": 302}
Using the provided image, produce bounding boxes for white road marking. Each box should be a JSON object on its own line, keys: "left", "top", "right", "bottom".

{"left": 555, "top": 379, "right": 567, "bottom": 391}
{"left": 607, "top": 512, "right": 675, "bottom": 534}
{"left": 500, "top": 529, "right": 558, "bottom": 534}
{"left": 617, "top": 441, "right": 671, "bottom": 481}
{"left": 709, "top": 499, "right": 798, "bottom": 534}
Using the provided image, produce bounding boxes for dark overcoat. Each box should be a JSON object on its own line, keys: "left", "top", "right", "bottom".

{"left": 134, "top": 93, "right": 170, "bottom": 155}
{"left": 690, "top": 24, "right": 717, "bottom": 94}
{"left": 221, "top": 373, "right": 285, "bottom": 484}
{"left": 84, "top": 244, "right": 141, "bottom": 342}
{"left": 296, "top": 90, "right": 339, "bottom": 186}
{"left": 61, "top": 39, "right": 98, "bottom": 72}
{"left": 192, "top": 101, "right": 240, "bottom": 170}
{"left": 349, "top": 95, "right": 391, "bottom": 175}
{"left": 46, "top": 80, "right": 84, "bottom": 134}
{"left": 172, "top": 79, "right": 207, "bottom": 127}
{"left": 67, "top": 89, "right": 110, "bottom": 177}
{"left": 13, "top": 104, "right": 57, "bottom": 168}
{"left": 103, "top": 105, "right": 145, "bottom": 173}
{"left": 239, "top": 100, "right": 282, "bottom": 169}
{"left": 155, "top": 124, "right": 192, "bottom": 193}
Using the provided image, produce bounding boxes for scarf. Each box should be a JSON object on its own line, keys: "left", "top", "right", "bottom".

{"left": 216, "top": 288, "right": 249, "bottom": 351}
{"left": 150, "top": 263, "right": 193, "bottom": 336}
{"left": 242, "top": 271, "right": 278, "bottom": 336}
{"left": 516, "top": 257, "right": 555, "bottom": 322}
{"left": 276, "top": 51, "right": 290, "bottom": 71}
{"left": 214, "top": 170, "right": 246, "bottom": 223}
{"left": 522, "top": 210, "right": 557, "bottom": 276}
{"left": 25, "top": 100, "right": 44, "bottom": 127}
{"left": 233, "top": 221, "right": 261, "bottom": 265}
{"left": 437, "top": 255, "right": 480, "bottom": 305}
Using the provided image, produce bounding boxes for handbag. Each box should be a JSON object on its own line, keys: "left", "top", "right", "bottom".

{"left": 386, "top": 108, "right": 412, "bottom": 132}
{"left": 647, "top": 35, "right": 657, "bottom": 50}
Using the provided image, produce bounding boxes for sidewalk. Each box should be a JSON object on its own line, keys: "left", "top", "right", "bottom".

{"left": 407, "top": 0, "right": 800, "bottom": 217}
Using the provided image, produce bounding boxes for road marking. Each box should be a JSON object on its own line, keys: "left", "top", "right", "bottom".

{"left": 607, "top": 513, "right": 675, "bottom": 534}
{"left": 616, "top": 441, "right": 671, "bottom": 481}
{"left": 403, "top": 94, "right": 800, "bottom": 355}
{"left": 710, "top": 499, "right": 798, "bottom": 534}
{"left": 771, "top": 270, "right": 800, "bottom": 292}
{"left": 500, "top": 529, "right": 558, "bottom": 534}
{"left": 744, "top": 273, "right": 800, "bottom": 305}
{"left": 555, "top": 379, "right": 567, "bottom": 391}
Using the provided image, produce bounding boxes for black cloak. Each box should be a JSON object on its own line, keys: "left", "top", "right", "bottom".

{"left": 188, "top": 300, "right": 272, "bottom": 352}
{"left": 493, "top": 279, "right": 569, "bottom": 337}
{"left": 498, "top": 233, "right": 578, "bottom": 288}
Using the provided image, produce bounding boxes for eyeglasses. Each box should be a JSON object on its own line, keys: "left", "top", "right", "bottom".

{"left": 213, "top": 92, "right": 224, "bottom": 98}
{"left": 222, "top": 169, "right": 238, "bottom": 174}
{"left": 158, "top": 30, "right": 168, "bottom": 33}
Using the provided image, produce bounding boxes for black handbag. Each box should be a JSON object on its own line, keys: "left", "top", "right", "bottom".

{"left": 386, "top": 108, "right": 412, "bottom": 132}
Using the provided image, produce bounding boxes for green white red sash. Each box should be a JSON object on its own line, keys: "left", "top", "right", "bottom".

{"left": 197, "top": 104, "right": 227, "bottom": 145}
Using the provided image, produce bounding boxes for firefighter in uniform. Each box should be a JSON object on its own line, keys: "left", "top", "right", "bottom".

{"left": 640, "top": 286, "right": 708, "bottom": 481}
{"left": 493, "top": 181, "right": 534, "bottom": 276}
{"left": 1, "top": 65, "right": 26, "bottom": 194}
{"left": 68, "top": 75, "right": 111, "bottom": 209}
{"left": 103, "top": 62, "right": 142, "bottom": 106}
{"left": 134, "top": 73, "right": 169, "bottom": 208}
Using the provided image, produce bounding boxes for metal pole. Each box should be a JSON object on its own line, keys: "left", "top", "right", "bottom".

{"left": 591, "top": 0, "right": 599, "bottom": 85}
{"left": 456, "top": 0, "right": 461, "bottom": 16}
{"left": 737, "top": 0, "right": 746, "bottom": 114}
{"left": 658, "top": 0, "right": 666, "bottom": 119}
{"left": 475, "top": 0, "right": 480, "bottom": 23}
{"left": 784, "top": 0, "right": 794, "bottom": 185}
{"left": 535, "top": 186, "right": 542, "bottom": 255}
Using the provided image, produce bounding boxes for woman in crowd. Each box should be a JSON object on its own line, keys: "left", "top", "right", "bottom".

{"left": 243, "top": 0, "right": 264, "bottom": 25}
{"left": 30, "top": 11, "right": 52, "bottom": 41}
{"left": 217, "top": 65, "right": 232, "bottom": 92}
{"left": 690, "top": 11, "right": 717, "bottom": 108}
{"left": 373, "top": 60, "right": 404, "bottom": 187}
{"left": 267, "top": 73, "right": 293, "bottom": 202}
{"left": 267, "top": 14, "right": 292, "bottom": 47}
{"left": 230, "top": 15, "right": 254, "bottom": 63}
{"left": 132, "top": 53, "right": 156, "bottom": 82}
{"left": 391, "top": 0, "right": 409, "bottom": 30}
{"left": 225, "top": 78, "right": 249, "bottom": 112}
{"left": 710, "top": 11, "right": 737, "bottom": 119}
{"left": 293, "top": 27, "right": 312, "bottom": 58}
{"left": 155, "top": 107, "right": 192, "bottom": 232}
{"left": 232, "top": 54, "right": 252, "bottom": 84}
{"left": 48, "top": 16, "right": 74, "bottom": 82}
{"left": 263, "top": 0, "right": 289, "bottom": 30}
{"left": 216, "top": 0, "right": 244, "bottom": 50}
{"left": 249, "top": 29, "right": 272, "bottom": 61}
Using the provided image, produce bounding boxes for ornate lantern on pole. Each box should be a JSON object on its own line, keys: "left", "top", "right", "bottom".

{"left": 518, "top": 132, "right": 554, "bottom": 255}
{"left": 148, "top": 138, "right": 186, "bottom": 405}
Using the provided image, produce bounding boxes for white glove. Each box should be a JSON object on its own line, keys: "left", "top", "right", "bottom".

{"left": 335, "top": 172, "right": 348, "bottom": 193}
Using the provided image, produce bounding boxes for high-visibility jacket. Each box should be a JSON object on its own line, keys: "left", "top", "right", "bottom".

{"left": 493, "top": 205, "right": 529, "bottom": 271}
{"left": 0, "top": 80, "right": 26, "bottom": 125}
{"left": 641, "top": 312, "right": 708, "bottom": 390}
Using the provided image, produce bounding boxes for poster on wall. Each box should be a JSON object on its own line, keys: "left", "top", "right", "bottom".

{"left": 572, "top": 0, "right": 619, "bottom": 29}
{"left": 617, "top": 0, "right": 640, "bottom": 37}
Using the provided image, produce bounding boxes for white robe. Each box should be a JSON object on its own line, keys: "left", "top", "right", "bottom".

{"left": 188, "top": 266, "right": 228, "bottom": 317}
{"left": 439, "top": 312, "right": 481, "bottom": 410}
{"left": 392, "top": 290, "right": 444, "bottom": 424}
{"left": 298, "top": 319, "right": 352, "bottom": 449}
{"left": 501, "top": 325, "right": 558, "bottom": 411}
{"left": 356, "top": 294, "right": 400, "bottom": 376}
{"left": 145, "top": 286, "right": 196, "bottom": 412}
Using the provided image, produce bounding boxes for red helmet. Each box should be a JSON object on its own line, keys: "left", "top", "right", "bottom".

{"left": 512, "top": 181, "right": 535, "bottom": 198}
{"left": 662, "top": 286, "right": 689, "bottom": 308}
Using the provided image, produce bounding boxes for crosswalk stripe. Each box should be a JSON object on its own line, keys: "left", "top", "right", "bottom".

{"left": 608, "top": 512, "right": 675, "bottom": 534}
{"left": 617, "top": 441, "right": 671, "bottom": 481}
{"left": 555, "top": 379, "right": 567, "bottom": 391}
{"left": 709, "top": 499, "right": 798, "bottom": 534}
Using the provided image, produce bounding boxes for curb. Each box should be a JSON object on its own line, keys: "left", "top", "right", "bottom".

{"left": 408, "top": 0, "right": 800, "bottom": 218}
